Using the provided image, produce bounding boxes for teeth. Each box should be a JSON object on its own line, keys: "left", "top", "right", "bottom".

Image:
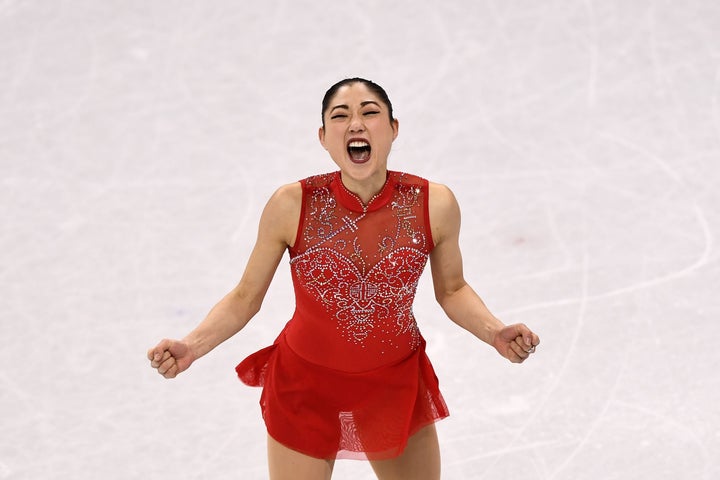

{"left": 348, "top": 141, "right": 370, "bottom": 148}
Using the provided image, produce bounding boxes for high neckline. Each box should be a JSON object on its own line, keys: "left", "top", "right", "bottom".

{"left": 333, "top": 171, "right": 395, "bottom": 213}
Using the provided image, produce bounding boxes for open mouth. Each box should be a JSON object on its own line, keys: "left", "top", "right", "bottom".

{"left": 347, "top": 140, "right": 371, "bottom": 163}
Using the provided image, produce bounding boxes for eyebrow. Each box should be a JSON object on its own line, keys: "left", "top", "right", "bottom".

{"left": 330, "top": 101, "right": 382, "bottom": 113}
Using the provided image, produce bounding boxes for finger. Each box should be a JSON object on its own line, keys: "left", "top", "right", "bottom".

{"left": 516, "top": 337, "right": 536, "bottom": 357}
{"left": 148, "top": 339, "right": 173, "bottom": 362}
{"left": 509, "top": 338, "right": 529, "bottom": 361}
{"left": 163, "top": 363, "right": 179, "bottom": 379}
{"left": 156, "top": 340, "right": 174, "bottom": 361}
{"left": 514, "top": 335, "right": 529, "bottom": 351}
{"left": 518, "top": 335, "right": 538, "bottom": 354}
{"left": 502, "top": 324, "right": 533, "bottom": 345}
{"left": 157, "top": 355, "right": 177, "bottom": 375}
{"left": 516, "top": 330, "right": 539, "bottom": 350}
{"left": 520, "top": 328, "right": 533, "bottom": 348}
{"left": 150, "top": 350, "right": 172, "bottom": 368}
{"left": 151, "top": 350, "right": 172, "bottom": 368}
{"left": 524, "top": 334, "right": 540, "bottom": 354}
{"left": 508, "top": 348, "right": 525, "bottom": 364}
{"left": 519, "top": 326, "right": 539, "bottom": 348}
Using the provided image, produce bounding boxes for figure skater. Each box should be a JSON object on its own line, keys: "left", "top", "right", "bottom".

{"left": 148, "top": 77, "right": 540, "bottom": 480}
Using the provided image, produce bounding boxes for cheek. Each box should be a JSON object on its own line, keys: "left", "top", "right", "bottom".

{"left": 323, "top": 129, "right": 344, "bottom": 148}
{"left": 330, "top": 139, "right": 346, "bottom": 154}
{"left": 324, "top": 137, "right": 347, "bottom": 158}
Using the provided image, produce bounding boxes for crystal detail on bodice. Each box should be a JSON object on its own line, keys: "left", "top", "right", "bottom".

{"left": 292, "top": 247, "right": 426, "bottom": 346}
{"left": 289, "top": 172, "right": 430, "bottom": 350}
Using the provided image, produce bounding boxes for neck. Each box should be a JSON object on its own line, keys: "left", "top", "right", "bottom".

{"left": 340, "top": 170, "right": 388, "bottom": 205}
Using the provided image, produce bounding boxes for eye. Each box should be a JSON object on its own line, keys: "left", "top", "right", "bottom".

{"left": 363, "top": 110, "right": 380, "bottom": 116}
{"left": 330, "top": 113, "right": 348, "bottom": 120}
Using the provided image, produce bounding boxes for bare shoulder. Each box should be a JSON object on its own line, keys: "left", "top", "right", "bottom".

{"left": 428, "top": 182, "right": 458, "bottom": 211}
{"left": 267, "top": 181, "right": 302, "bottom": 212}
{"left": 260, "top": 181, "right": 302, "bottom": 247}
{"left": 428, "top": 181, "right": 461, "bottom": 245}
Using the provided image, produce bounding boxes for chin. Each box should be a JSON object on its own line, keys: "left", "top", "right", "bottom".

{"left": 346, "top": 157, "right": 384, "bottom": 173}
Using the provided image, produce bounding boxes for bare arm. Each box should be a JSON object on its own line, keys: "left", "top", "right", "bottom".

{"left": 428, "top": 182, "right": 539, "bottom": 363}
{"left": 148, "top": 182, "right": 302, "bottom": 378}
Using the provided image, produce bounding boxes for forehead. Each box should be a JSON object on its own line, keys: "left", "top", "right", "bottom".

{"left": 329, "top": 83, "right": 385, "bottom": 108}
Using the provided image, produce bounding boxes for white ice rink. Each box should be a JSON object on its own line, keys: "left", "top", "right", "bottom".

{"left": 2, "top": 1, "right": 719, "bottom": 478}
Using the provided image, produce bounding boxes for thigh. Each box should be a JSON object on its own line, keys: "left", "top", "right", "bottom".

{"left": 369, "top": 424, "right": 441, "bottom": 480}
{"left": 267, "top": 435, "right": 335, "bottom": 480}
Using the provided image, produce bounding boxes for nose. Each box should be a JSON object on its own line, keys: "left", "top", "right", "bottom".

{"left": 348, "top": 114, "right": 365, "bottom": 132}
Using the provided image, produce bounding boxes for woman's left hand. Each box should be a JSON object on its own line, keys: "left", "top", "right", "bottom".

{"left": 491, "top": 324, "right": 540, "bottom": 363}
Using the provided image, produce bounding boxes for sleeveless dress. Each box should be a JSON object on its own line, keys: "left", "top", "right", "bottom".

{"left": 235, "top": 170, "right": 449, "bottom": 460}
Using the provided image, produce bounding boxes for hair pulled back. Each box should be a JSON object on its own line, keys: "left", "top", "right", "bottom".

{"left": 321, "top": 78, "right": 394, "bottom": 128}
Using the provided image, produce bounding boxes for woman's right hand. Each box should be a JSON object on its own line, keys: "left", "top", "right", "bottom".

{"left": 147, "top": 339, "right": 195, "bottom": 379}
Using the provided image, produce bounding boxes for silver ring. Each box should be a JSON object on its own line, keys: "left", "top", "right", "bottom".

{"left": 527, "top": 346, "right": 536, "bottom": 354}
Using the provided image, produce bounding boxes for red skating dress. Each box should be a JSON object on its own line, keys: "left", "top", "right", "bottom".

{"left": 236, "top": 170, "right": 449, "bottom": 460}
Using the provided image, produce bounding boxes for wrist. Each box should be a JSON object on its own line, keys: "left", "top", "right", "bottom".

{"left": 181, "top": 335, "right": 204, "bottom": 363}
{"left": 485, "top": 320, "right": 504, "bottom": 347}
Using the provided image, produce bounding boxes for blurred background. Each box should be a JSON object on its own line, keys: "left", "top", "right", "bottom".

{"left": 1, "top": 1, "right": 718, "bottom": 478}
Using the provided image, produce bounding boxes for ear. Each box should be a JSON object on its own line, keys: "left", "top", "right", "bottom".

{"left": 391, "top": 118, "right": 399, "bottom": 141}
{"left": 318, "top": 126, "right": 327, "bottom": 150}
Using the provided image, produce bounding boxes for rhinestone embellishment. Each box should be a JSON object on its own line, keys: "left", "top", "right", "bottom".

{"left": 291, "top": 173, "right": 429, "bottom": 349}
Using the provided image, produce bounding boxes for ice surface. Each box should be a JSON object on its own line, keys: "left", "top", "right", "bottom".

{"left": 1, "top": 1, "right": 719, "bottom": 479}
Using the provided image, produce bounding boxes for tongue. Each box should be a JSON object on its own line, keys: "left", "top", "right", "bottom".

{"left": 349, "top": 147, "right": 370, "bottom": 162}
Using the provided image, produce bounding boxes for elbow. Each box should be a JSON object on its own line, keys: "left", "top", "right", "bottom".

{"left": 433, "top": 288, "right": 447, "bottom": 306}
{"left": 434, "top": 280, "right": 468, "bottom": 310}
{"left": 229, "top": 284, "right": 264, "bottom": 319}
{"left": 247, "top": 298, "right": 263, "bottom": 318}
{"left": 433, "top": 287, "right": 454, "bottom": 310}
{"left": 244, "top": 295, "right": 265, "bottom": 319}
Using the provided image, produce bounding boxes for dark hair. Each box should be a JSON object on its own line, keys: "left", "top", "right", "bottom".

{"left": 321, "top": 78, "right": 394, "bottom": 128}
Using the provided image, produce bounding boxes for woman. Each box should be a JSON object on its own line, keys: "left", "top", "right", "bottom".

{"left": 147, "top": 78, "right": 540, "bottom": 480}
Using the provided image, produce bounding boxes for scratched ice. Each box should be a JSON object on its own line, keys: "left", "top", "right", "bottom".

{"left": 1, "top": 1, "right": 719, "bottom": 479}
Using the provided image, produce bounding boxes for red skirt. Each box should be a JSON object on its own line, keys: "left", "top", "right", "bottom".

{"left": 236, "top": 329, "right": 449, "bottom": 460}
